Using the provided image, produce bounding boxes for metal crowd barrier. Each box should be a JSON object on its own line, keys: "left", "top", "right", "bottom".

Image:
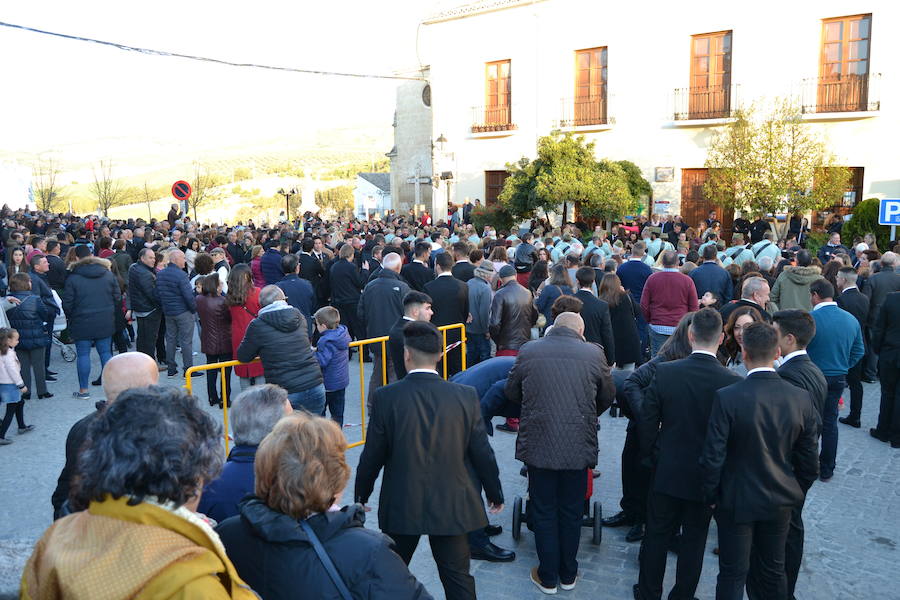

{"left": 185, "top": 322, "right": 467, "bottom": 454}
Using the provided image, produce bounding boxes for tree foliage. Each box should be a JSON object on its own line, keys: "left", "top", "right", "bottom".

{"left": 843, "top": 198, "right": 892, "bottom": 251}
{"left": 499, "top": 131, "right": 640, "bottom": 222}
{"left": 315, "top": 185, "right": 355, "bottom": 218}
{"left": 91, "top": 160, "right": 130, "bottom": 216}
{"left": 33, "top": 157, "right": 66, "bottom": 213}
{"left": 704, "top": 99, "right": 850, "bottom": 216}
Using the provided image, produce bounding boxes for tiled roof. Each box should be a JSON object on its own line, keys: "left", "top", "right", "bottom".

{"left": 357, "top": 172, "right": 391, "bottom": 192}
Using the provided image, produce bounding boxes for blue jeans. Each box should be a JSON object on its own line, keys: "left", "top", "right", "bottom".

{"left": 466, "top": 334, "right": 492, "bottom": 367}
{"left": 820, "top": 374, "right": 845, "bottom": 477}
{"left": 288, "top": 383, "right": 326, "bottom": 414}
{"left": 322, "top": 388, "right": 346, "bottom": 426}
{"left": 649, "top": 329, "right": 670, "bottom": 358}
{"left": 75, "top": 338, "right": 112, "bottom": 391}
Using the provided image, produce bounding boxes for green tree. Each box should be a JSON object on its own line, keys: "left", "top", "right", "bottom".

{"left": 615, "top": 160, "right": 651, "bottom": 214}
{"left": 843, "top": 198, "right": 892, "bottom": 251}
{"left": 705, "top": 99, "right": 850, "bottom": 218}
{"left": 315, "top": 185, "right": 355, "bottom": 218}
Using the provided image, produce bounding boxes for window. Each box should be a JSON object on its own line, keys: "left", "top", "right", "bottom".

{"left": 485, "top": 170, "right": 509, "bottom": 207}
{"left": 688, "top": 31, "right": 732, "bottom": 119}
{"left": 485, "top": 60, "right": 511, "bottom": 128}
{"left": 818, "top": 14, "right": 872, "bottom": 112}
{"left": 573, "top": 47, "right": 608, "bottom": 126}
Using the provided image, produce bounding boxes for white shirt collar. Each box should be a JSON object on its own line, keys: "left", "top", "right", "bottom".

{"left": 455, "top": 259, "right": 469, "bottom": 264}
{"left": 402, "top": 316, "right": 415, "bottom": 321}
{"left": 747, "top": 367, "right": 777, "bottom": 375}
{"left": 628, "top": 257, "right": 643, "bottom": 262}
{"left": 841, "top": 285, "right": 858, "bottom": 292}
{"left": 692, "top": 350, "right": 718, "bottom": 358}
{"left": 413, "top": 259, "right": 425, "bottom": 265}
{"left": 407, "top": 368, "right": 439, "bottom": 375}
{"left": 437, "top": 271, "right": 453, "bottom": 277}
{"left": 781, "top": 349, "right": 807, "bottom": 365}
{"left": 812, "top": 301, "right": 838, "bottom": 311}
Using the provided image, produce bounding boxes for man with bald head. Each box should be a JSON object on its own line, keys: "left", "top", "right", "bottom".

{"left": 505, "top": 311, "right": 616, "bottom": 594}
{"left": 51, "top": 353, "right": 160, "bottom": 519}
{"left": 155, "top": 248, "right": 198, "bottom": 377}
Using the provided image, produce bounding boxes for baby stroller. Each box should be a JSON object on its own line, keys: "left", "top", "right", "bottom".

{"left": 511, "top": 468, "right": 603, "bottom": 545}
{"left": 51, "top": 290, "right": 76, "bottom": 362}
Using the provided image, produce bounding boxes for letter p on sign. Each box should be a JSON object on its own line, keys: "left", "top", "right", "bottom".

{"left": 879, "top": 199, "right": 900, "bottom": 226}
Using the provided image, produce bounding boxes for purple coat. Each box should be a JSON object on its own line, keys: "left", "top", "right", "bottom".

{"left": 315, "top": 325, "right": 351, "bottom": 392}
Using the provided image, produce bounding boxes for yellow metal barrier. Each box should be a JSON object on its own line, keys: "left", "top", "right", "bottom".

{"left": 185, "top": 323, "right": 468, "bottom": 454}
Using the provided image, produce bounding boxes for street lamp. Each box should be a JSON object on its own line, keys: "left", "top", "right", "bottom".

{"left": 277, "top": 187, "right": 298, "bottom": 221}
{"left": 435, "top": 133, "right": 448, "bottom": 153}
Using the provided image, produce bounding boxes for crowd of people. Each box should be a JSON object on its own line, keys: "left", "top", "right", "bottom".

{"left": 3, "top": 199, "right": 900, "bottom": 599}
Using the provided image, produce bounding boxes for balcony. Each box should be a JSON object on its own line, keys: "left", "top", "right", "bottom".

{"left": 801, "top": 73, "right": 880, "bottom": 115}
{"left": 470, "top": 104, "right": 516, "bottom": 135}
{"left": 554, "top": 96, "right": 611, "bottom": 131}
{"left": 673, "top": 83, "right": 740, "bottom": 121}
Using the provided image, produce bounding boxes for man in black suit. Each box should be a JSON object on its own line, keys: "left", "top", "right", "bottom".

{"left": 425, "top": 252, "right": 469, "bottom": 377}
{"left": 329, "top": 243, "right": 369, "bottom": 345}
{"left": 720, "top": 276, "right": 772, "bottom": 324}
{"left": 871, "top": 291, "right": 900, "bottom": 447}
{"left": 355, "top": 321, "right": 504, "bottom": 600}
{"left": 451, "top": 241, "right": 476, "bottom": 282}
{"left": 401, "top": 240, "right": 436, "bottom": 292}
{"left": 634, "top": 308, "right": 742, "bottom": 600}
{"left": 747, "top": 310, "right": 828, "bottom": 600}
{"left": 297, "top": 237, "right": 326, "bottom": 307}
{"left": 701, "top": 322, "right": 819, "bottom": 600}
{"left": 835, "top": 267, "right": 870, "bottom": 428}
{"left": 364, "top": 245, "right": 384, "bottom": 283}
{"left": 388, "top": 291, "right": 433, "bottom": 380}
{"left": 573, "top": 267, "right": 615, "bottom": 365}
{"left": 862, "top": 251, "right": 900, "bottom": 379}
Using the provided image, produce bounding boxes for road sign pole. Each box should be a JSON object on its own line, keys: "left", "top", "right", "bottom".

{"left": 892, "top": 225, "right": 897, "bottom": 242}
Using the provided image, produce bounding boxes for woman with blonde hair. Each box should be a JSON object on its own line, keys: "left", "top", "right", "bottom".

{"left": 217, "top": 412, "right": 431, "bottom": 599}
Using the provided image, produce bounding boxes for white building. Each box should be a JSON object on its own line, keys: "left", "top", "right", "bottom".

{"left": 354, "top": 172, "right": 391, "bottom": 220}
{"left": 388, "top": 70, "right": 435, "bottom": 218}
{"left": 418, "top": 0, "right": 899, "bottom": 230}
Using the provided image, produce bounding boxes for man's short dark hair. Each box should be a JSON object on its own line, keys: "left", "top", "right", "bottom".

{"left": 452, "top": 241, "right": 468, "bottom": 257}
{"left": 773, "top": 309, "right": 816, "bottom": 349}
{"left": 575, "top": 266, "right": 595, "bottom": 288}
{"left": 46, "top": 240, "right": 59, "bottom": 253}
{"left": 521, "top": 232, "right": 533, "bottom": 243}
{"left": 302, "top": 238, "right": 315, "bottom": 253}
{"left": 702, "top": 244, "right": 718, "bottom": 261}
{"left": 741, "top": 321, "right": 780, "bottom": 362}
{"left": 403, "top": 321, "right": 442, "bottom": 356}
{"left": 281, "top": 253, "right": 298, "bottom": 275}
{"left": 809, "top": 278, "right": 835, "bottom": 300}
{"left": 435, "top": 252, "right": 453, "bottom": 270}
{"left": 29, "top": 254, "right": 47, "bottom": 268}
{"left": 566, "top": 253, "right": 580, "bottom": 266}
{"left": 403, "top": 290, "right": 432, "bottom": 309}
{"left": 414, "top": 241, "right": 431, "bottom": 257}
{"left": 690, "top": 307, "right": 723, "bottom": 346}
{"left": 796, "top": 249, "right": 812, "bottom": 267}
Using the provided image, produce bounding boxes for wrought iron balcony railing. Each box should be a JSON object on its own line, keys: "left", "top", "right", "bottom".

{"left": 801, "top": 73, "right": 880, "bottom": 114}
{"left": 673, "top": 83, "right": 740, "bottom": 121}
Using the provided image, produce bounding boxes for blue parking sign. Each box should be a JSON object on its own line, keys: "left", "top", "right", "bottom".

{"left": 879, "top": 198, "right": 900, "bottom": 226}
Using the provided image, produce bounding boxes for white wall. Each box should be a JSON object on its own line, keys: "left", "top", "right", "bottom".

{"left": 354, "top": 177, "right": 391, "bottom": 220}
{"left": 420, "top": 0, "right": 900, "bottom": 216}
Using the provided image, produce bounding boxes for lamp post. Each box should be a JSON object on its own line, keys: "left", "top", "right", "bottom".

{"left": 277, "top": 187, "right": 298, "bottom": 222}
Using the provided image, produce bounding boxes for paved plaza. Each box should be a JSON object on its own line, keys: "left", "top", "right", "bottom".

{"left": 1, "top": 342, "right": 898, "bottom": 599}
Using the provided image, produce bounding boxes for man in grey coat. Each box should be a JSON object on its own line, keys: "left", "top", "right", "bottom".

{"left": 505, "top": 312, "right": 616, "bottom": 594}
{"left": 467, "top": 262, "right": 494, "bottom": 366}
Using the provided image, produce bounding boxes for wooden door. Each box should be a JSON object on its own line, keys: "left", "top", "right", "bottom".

{"left": 485, "top": 170, "right": 509, "bottom": 207}
{"left": 680, "top": 168, "right": 734, "bottom": 240}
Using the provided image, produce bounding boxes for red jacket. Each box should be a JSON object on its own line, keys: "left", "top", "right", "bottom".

{"left": 640, "top": 270, "right": 699, "bottom": 327}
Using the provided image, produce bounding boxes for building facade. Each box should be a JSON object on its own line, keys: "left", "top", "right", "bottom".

{"left": 419, "top": 0, "right": 898, "bottom": 229}
{"left": 387, "top": 70, "right": 436, "bottom": 218}
{"left": 354, "top": 172, "right": 391, "bottom": 220}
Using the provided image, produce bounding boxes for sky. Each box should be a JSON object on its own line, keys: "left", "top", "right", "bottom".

{"left": 0, "top": 0, "right": 448, "bottom": 156}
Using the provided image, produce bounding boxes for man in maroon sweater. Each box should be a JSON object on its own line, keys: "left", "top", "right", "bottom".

{"left": 640, "top": 251, "right": 699, "bottom": 356}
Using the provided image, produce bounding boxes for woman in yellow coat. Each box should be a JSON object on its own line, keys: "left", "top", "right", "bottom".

{"left": 21, "top": 385, "right": 258, "bottom": 600}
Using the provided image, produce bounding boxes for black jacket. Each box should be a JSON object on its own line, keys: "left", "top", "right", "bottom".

{"left": 837, "top": 286, "right": 869, "bottom": 334}
{"left": 217, "top": 499, "right": 432, "bottom": 600}
{"left": 236, "top": 304, "right": 323, "bottom": 394}
{"left": 51, "top": 401, "right": 106, "bottom": 519}
{"left": 298, "top": 252, "right": 327, "bottom": 303}
{"left": 388, "top": 316, "right": 413, "bottom": 380}
{"left": 700, "top": 371, "right": 819, "bottom": 522}
{"left": 639, "top": 353, "right": 742, "bottom": 502}
{"left": 46, "top": 254, "right": 67, "bottom": 291}
{"left": 505, "top": 327, "right": 615, "bottom": 470}
{"left": 864, "top": 267, "right": 900, "bottom": 327}
{"left": 574, "top": 290, "right": 616, "bottom": 365}
{"left": 607, "top": 293, "right": 641, "bottom": 366}
{"left": 720, "top": 298, "right": 772, "bottom": 324}
{"left": 513, "top": 242, "right": 537, "bottom": 273}
{"left": 872, "top": 291, "right": 900, "bottom": 362}
{"left": 127, "top": 261, "right": 160, "bottom": 313}
{"left": 62, "top": 257, "right": 121, "bottom": 341}
{"left": 424, "top": 275, "right": 469, "bottom": 328}
{"left": 355, "top": 372, "right": 502, "bottom": 535}
{"left": 400, "top": 260, "right": 435, "bottom": 292}
{"left": 489, "top": 280, "right": 536, "bottom": 352}
{"left": 358, "top": 270, "right": 410, "bottom": 338}
{"left": 777, "top": 353, "right": 827, "bottom": 439}
{"left": 329, "top": 259, "right": 368, "bottom": 305}
{"left": 451, "top": 261, "right": 475, "bottom": 282}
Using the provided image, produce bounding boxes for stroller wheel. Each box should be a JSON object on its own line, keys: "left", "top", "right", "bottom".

{"left": 60, "top": 343, "right": 77, "bottom": 362}
{"left": 511, "top": 496, "right": 523, "bottom": 541}
{"left": 592, "top": 501, "right": 603, "bottom": 545}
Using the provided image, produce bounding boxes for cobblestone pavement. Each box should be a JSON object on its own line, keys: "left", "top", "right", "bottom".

{"left": 1, "top": 340, "right": 898, "bottom": 599}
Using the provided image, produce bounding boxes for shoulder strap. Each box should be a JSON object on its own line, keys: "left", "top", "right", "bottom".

{"left": 241, "top": 304, "right": 258, "bottom": 318}
{"left": 726, "top": 246, "right": 744, "bottom": 259}
{"left": 753, "top": 241, "right": 772, "bottom": 258}
{"left": 299, "top": 519, "right": 353, "bottom": 600}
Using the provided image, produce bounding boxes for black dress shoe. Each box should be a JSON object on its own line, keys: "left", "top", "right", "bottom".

{"left": 839, "top": 416, "right": 861, "bottom": 428}
{"left": 862, "top": 377, "right": 877, "bottom": 384}
{"left": 601, "top": 510, "right": 633, "bottom": 528}
{"left": 470, "top": 542, "right": 515, "bottom": 562}
{"left": 46, "top": 370, "right": 57, "bottom": 376}
{"left": 495, "top": 423, "right": 519, "bottom": 433}
{"left": 625, "top": 522, "right": 645, "bottom": 543}
{"left": 91, "top": 378, "right": 102, "bottom": 386}
{"left": 484, "top": 524, "right": 502, "bottom": 537}
{"left": 891, "top": 440, "right": 900, "bottom": 449}
{"left": 870, "top": 428, "right": 891, "bottom": 442}
{"left": 38, "top": 393, "right": 53, "bottom": 399}
{"left": 45, "top": 376, "right": 57, "bottom": 382}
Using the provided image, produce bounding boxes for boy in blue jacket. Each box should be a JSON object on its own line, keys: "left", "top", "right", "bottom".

{"left": 314, "top": 306, "right": 351, "bottom": 426}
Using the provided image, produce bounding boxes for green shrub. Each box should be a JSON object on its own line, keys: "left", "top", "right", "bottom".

{"left": 471, "top": 204, "right": 514, "bottom": 235}
{"left": 805, "top": 231, "right": 829, "bottom": 257}
{"left": 843, "top": 198, "right": 892, "bottom": 251}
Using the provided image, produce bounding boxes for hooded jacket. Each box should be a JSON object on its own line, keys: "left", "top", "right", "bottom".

{"left": 315, "top": 325, "right": 351, "bottom": 392}
{"left": 217, "top": 498, "right": 432, "bottom": 600}
{"left": 7, "top": 291, "right": 53, "bottom": 349}
{"left": 236, "top": 303, "right": 323, "bottom": 394}
{"left": 770, "top": 265, "right": 823, "bottom": 311}
{"left": 62, "top": 257, "right": 121, "bottom": 341}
